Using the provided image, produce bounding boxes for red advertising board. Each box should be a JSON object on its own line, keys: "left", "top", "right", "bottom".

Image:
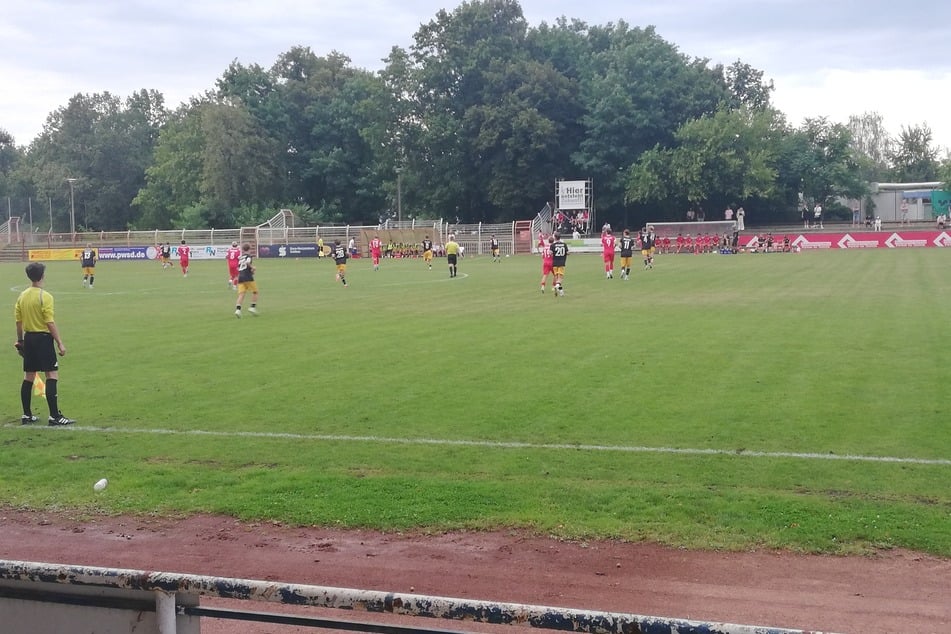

{"left": 739, "top": 231, "right": 951, "bottom": 250}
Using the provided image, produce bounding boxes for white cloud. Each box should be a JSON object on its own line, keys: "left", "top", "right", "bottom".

{"left": 773, "top": 68, "right": 951, "bottom": 152}
{"left": 2, "top": 0, "right": 950, "bottom": 155}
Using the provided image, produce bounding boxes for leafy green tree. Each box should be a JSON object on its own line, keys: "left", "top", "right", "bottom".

{"left": 847, "top": 111, "right": 894, "bottom": 183}
{"left": 20, "top": 90, "right": 166, "bottom": 231}
{"left": 722, "top": 60, "right": 774, "bottom": 111}
{"left": 133, "top": 105, "right": 205, "bottom": 229}
{"left": 626, "top": 107, "right": 785, "bottom": 218}
{"left": 573, "top": 23, "right": 729, "bottom": 217}
{"left": 787, "top": 117, "right": 866, "bottom": 213}
{"left": 890, "top": 123, "right": 939, "bottom": 182}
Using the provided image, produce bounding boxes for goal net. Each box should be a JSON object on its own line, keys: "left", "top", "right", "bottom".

{"left": 647, "top": 220, "right": 736, "bottom": 239}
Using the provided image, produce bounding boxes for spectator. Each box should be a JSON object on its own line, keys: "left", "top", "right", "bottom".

{"left": 736, "top": 206, "right": 745, "bottom": 231}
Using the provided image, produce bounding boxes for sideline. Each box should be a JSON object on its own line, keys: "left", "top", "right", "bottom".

{"left": 7, "top": 424, "right": 949, "bottom": 466}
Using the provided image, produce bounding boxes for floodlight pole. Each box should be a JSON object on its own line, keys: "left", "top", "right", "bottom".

{"left": 396, "top": 168, "right": 403, "bottom": 224}
{"left": 66, "top": 178, "right": 77, "bottom": 236}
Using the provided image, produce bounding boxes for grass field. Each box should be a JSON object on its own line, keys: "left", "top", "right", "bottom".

{"left": 2, "top": 248, "right": 950, "bottom": 556}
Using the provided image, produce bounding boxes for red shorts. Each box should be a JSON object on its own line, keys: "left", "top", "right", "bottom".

{"left": 542, "top": 262, "right": 553, "bottom": 276}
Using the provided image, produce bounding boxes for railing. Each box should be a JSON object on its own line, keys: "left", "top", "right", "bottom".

{"left": 0, "top": 560, "right": 831, "bottom": 634}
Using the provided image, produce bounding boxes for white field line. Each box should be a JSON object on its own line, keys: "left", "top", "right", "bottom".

{"left": 17, "top": 425, "right": 951, "bottom": 466}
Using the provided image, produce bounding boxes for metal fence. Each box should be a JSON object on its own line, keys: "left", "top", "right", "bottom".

{"left": 0, "top": 560, "right": 833, "bottom": 634}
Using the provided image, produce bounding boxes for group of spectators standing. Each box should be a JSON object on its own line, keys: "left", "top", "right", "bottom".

{"left": 554, "top": 209, "right": 590, "bottom": 235}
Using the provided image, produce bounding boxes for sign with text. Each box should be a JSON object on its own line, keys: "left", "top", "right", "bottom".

{"left": 557, "top": 180, "right": 587, "bottom": 210}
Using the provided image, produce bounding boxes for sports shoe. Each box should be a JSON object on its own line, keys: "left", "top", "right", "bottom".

{"left": 249, "top": 307, "right": 258, "bottom": 315}
{"left": 21, "top": 414, "right": 38, "bottom": 425}
{"left": 89, "top": 285, "right": 93, "bottom": 289}
{"left": 48, "top": 415, "right": 75, "bottom": 426}
{"left": 235, "top": 309, "right": 242, "bottom": 318}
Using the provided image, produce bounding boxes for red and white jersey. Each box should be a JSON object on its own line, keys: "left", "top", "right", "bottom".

{"left": 369, "top": 237, "right": 383, "bottom": 254}
{"left": 178, "top": 245, "right": 190, "bottom": 260}
{"left": 541, "top": 242, "right": 553, "bottom": 265}
{"left": 601, "top": 233, "right": 616, "bottom": 255}
{"left": 226, "top": 247, "right": 241, "bottom": 268}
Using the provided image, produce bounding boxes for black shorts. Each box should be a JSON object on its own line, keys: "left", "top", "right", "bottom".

{"left": 447, "top": 254, "right": 458, "bottom": 265}
{"left": 23, "top": 332, "right": 58, "bottom": 373}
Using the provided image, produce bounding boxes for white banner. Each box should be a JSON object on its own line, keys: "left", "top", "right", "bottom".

{"left": 558, "top": 181, "right": 587, "bottom": 210}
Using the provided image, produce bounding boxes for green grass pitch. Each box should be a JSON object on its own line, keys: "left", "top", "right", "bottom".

{"left": 2, "top": 248, "right": 950, "bottom": 555}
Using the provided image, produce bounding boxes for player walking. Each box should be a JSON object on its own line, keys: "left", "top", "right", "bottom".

{"left": 80, "top": 243, "right": 97, "bottom": 289}
{"left": 601, "top": 229, "right": 616, "bottom": 279}
{"left": 421, "top": 236, "right": 434, "bottom": 269}
{"left": 619, "top": 230, "right": 636, "bottom": 280}
{"left": 178, "top": 240, "right": 190, "bottom": 277}
{"left": 369, "top": 235, "right": 383, "bottom": 271}
{"left": 160, "top": 242, "right": 172, "bottom": 269}
{"left": 226, "top": 241, "right": 241, "bottom": 290}
{"left": 490, "top": 235, "right": 501, "bottom": 263}
{"left": 550, "top": 233, "right": 568, "bottom": 297}
{"left": 234, "top": 243, "right": 258, "bottom": 317}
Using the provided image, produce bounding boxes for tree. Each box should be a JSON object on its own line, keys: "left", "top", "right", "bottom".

{"left": 847, "top": 111, "right": 894, "bottom": 183}
{"left": 133, "top": 104, "right": 205, "bottom": 229}
{"left": 573, "top": 22, "right": 729, "bottom": 217}
{"left": 626, "top": 107, "right": 785, "bottom": 218}
{"left": 787, "top": 117, "right": 867, "bottom": 212}
{"left": 20, "top": 91, "right": 166, "bottom": 231}
{"left": 723, "top": 60, "right": 774, "bottom": 111}
{"left": 890, "top": 124, "right": 938, "bottom": 182}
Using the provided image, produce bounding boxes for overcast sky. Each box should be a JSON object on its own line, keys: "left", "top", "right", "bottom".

{"left": 3, "top": 0, "right": 950, "bottom": 154}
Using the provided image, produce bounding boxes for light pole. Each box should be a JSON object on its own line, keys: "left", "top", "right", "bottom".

{"left": 395, "top": 168, "right": 402, "bottom": 224}
{"left": 66, "top": 178, "right": 77, "bottom": 236}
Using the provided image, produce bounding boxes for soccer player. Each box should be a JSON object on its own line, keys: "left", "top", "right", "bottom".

{"left": 550, "top": 232, "right": 568, "bottom": 297}
{"left": 332, "top": 239, "right": 349, "bottom": 286}
{"left": 369, "top": 235, "right": 383, "bottom": 271}
{"left": 539, "top": 236, "right": 554, "bottom": 292}
{"left": 226, "top": 241, "right": 241, "bottom": 289}
{"left": 640, "top": 227, "right": 656, "bottom": 269}
{"left": 421, "top": 236, "right": 434, "bottom": 269}
{"left": 234, "top": 243, "right": 258, "bottom": 317}
{"left": 601, "top": 229, "right": 616, "bottom": 279}
{"left": 160, "top": 242, "right": 172, "bottom": 268}
{"left": 619, "top": 229, "right": 636, "bottom": 280}
{"left": 80, "top": 243, "right": 97, "bottom": 289}
{"left": 14, "top": 262, "right": 75, "bottom": 425}
{"left": 490, "top": 235, "right": 501, "bottom": 262}
{"left": 179, "top": 240, "right": 190, "bottom": 277}
{"left": 445, "top": 234, "right": 460, "bottom": 278}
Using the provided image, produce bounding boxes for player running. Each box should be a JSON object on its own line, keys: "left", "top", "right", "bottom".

{"left": 332, "top": 240, "right": 349, "bottom": 286}
{"left": 640, "top": 226, "right": 656, "bottom": 269}
{"left": 226, "top": 241, "right": 241, "bottom": 289}
{"left": 539, "top": 236, "right": 554, "bottom": 293}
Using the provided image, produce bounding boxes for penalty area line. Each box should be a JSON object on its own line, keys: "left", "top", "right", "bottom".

{"left": 13, "top": 424, "right": 951, "bottom": 466}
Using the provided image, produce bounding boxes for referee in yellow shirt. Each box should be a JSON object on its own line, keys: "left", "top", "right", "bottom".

{"left": 445, "top": 235, "right": 460, "bottom": 278}
{"left": 14, "top": 262, "right": 75, "bottom": 425}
